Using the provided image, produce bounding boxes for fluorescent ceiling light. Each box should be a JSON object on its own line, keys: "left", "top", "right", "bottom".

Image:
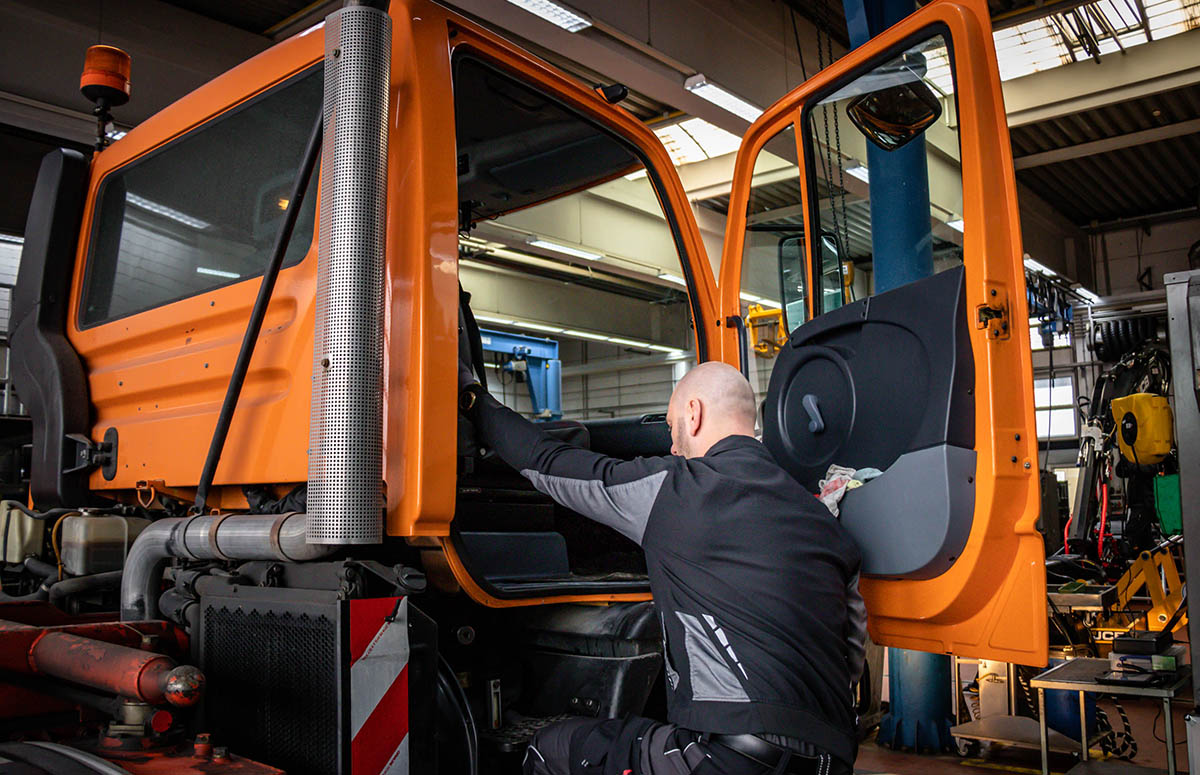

{"left": 946, "top": 218, "right": 964, "bottom": 232}
{"left": 195, "top": 266, "right": 240, "bottom": 279}
{"left": 756, "top": 298, "right": 781, "bottom": 308}
{"left": 527, "top": 238, "right": 602, "bottom": 261}
{"left": 127, "top": 194, "right": 210, "bottom": 229}
{"left": 519, "top": 321, "right": 565, "bottom": 333}
{"left": 1023, "top": 256, "right": 1057, "bottom": 277}
{"left": 740, "top": 292, "right": 762, "bottom": 303}
{"left": 504, "top": 0, "right": 591, "bottom": 32}
{"left": 1075, "top": 286, "right": 1103, "bottom": 304}
{"left": 658, "top": 273, "right": 687, "bottom": 286}
{"left": 563, "top": 329, "right": 611, "bottom": 341}
{"left": 0, "top": 234, "right": 23, "bottom": 245}
{"left": 471, "top": 312, "right": 689, "bottom": 354}
{"left": 684, "top": 74, "right": 763, "bottom": 123}
{"left": 609, "top": 337, "right": 651, "bottom": 348}
{"left": 845, "top": 163, "right": 869, "bottom": 184}
{"left": 624, "top": 169, "right": 649, "bottom": 181}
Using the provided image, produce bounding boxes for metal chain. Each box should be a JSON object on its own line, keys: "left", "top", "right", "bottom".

{"left": 812, "top": 0, "right": 850, "bottom": 297}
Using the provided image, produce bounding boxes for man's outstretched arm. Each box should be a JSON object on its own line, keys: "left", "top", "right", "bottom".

{"left": 466, "top": 390, "right": 673, "bottom": 545}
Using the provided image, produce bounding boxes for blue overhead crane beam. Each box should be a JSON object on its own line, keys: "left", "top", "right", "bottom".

{"left": 844, "top": 0, "right": 934, "bottom": 294}
{"left": 479, "top": 327, "right": 562, "bottom": 421}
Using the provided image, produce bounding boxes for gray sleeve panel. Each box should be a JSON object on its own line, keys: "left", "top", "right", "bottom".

{"left": 838, "top": 444, "right": 976, "bottom": 579}
{"left": 677, "top": 612, "right": 751, "bottom": 703}
{"left": 520, "top": 468, "right": 669, "bottom": 545}
{"left": 845, "top": 573, "right": 868, "bottom": 685}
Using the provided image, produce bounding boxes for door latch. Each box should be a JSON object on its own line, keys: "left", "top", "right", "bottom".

{"left": 976, "top": 287, "right": 1010, "bottom": 340}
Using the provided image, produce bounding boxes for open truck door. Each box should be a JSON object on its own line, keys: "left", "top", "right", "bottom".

{"left": 717, "top": 0, "right": 1046, "bottom": 665}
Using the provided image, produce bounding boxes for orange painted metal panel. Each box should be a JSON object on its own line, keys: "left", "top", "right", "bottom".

{"left": 64, "top": 0, "right": 715, "bottom": 607}
{"left": 716, "top": 0, "right": 1047, "bottom": 664}
{"left": 67, "top": 27, "right": 326, "bottom": 506}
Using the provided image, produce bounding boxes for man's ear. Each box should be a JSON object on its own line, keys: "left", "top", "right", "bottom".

{"left": 687, "top": 397, "right": 703, "bottom": 436}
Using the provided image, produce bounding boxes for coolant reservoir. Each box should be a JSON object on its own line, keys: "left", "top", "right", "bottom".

{"left": 1, "top": 501, "right": 41, "bottom": 563}
{"left": 61, "top": 515, "right": 150, "bottom": 575}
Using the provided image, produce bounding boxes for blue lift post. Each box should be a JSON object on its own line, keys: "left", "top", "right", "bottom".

{"left": 478, "top": 327, "right": 563, "bottom": 421}
{"left": 842, "top": 0, "right": 953, "bottom": 752}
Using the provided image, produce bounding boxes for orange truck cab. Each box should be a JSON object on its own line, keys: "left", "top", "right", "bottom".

{"left": 7, "top": 0, "right": 1045, "bottom": 772}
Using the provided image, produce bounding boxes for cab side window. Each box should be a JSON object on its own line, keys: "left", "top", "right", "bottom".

{"left": 80, "top": 67, "right": 322, "bottom": 328}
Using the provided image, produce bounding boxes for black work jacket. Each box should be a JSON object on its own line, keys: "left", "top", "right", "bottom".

{"left": 473, "top": 395, "right": 867, "bottom": 765}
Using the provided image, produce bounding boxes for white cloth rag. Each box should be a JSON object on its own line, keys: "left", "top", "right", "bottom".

{"left": 816, "top": 464, "right": 883, "bottom": 517}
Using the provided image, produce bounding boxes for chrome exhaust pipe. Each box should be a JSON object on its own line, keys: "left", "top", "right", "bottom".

{"left": 120, "top": 513, "right": 336, "bottom": 621}
{"left": 307, "top": 0, "right": 392, "bottom": 545}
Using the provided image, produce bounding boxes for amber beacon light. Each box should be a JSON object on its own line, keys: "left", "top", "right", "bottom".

{"left": 80, "top": 44, "right": 131, "bottom": 150}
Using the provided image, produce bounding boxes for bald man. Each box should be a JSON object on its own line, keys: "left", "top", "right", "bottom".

{"left": 461, "top": 361, "right": 866, "bottom": 775}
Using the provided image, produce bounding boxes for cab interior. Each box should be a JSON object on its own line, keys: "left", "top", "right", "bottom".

{"left": 451, "top": 54, "right": 698, "bottom": 598}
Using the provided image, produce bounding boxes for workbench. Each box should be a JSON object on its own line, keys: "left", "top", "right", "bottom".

{"left": 1030, "top": 658, "right": 1191, "bottom": 775}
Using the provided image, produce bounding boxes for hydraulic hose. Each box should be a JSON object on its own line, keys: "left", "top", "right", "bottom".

{"left": 48, "top": 570, "right": 123, "bottom": 606}
{"left": 438, "top": 656, "right": 479, "bottom": 775}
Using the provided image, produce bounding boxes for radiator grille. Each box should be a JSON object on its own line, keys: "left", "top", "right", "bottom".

{"left": 202, "top": 605, "right": 340, "bottom": 775}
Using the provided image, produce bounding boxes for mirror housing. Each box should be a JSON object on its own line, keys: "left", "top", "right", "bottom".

{"left": 846, "top": 79, "right": 942, "bottom": 152}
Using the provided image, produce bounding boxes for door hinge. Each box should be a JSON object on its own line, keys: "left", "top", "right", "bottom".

{"left": 976, "top": 287, "right": 1010, "bottom": 340}
{"left": 64, "top": 427, "right": 118, "bottom": 480}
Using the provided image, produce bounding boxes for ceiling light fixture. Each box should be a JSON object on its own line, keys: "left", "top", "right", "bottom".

{"left": 946, "top": 218, "right": 965, "bottom": 232}
{"left": 609, "top": 337, "right": 652, "bottom": 348}
{"left": 0, "top": 234, "right": 24, "bottom": 245}
{"left": 504, "top": 0, "right": 592, "bottom": 32}
{"left": 473, "top": 313, "right": 690, "bottom": 355}
{"left": 527, "top": 237, "right": 602, "bottom": 261}
{"left": 845, "top": 163, "right": 870, "bottom": 184}
{"left": 195, "top": 266, "right": 240, "bottom": 279}
{"left": 563, "top": 329, "right": 611, "bottom": 341}
{"left": 127, "top": 194, "right": 210, "bottom": 229}
{"left": 1023, "top": 255, "right": 1057, "bottom": 277}
{"left": 475, "top": 313, "right": 515, "bottom": 325}
{"left": 658, "top": 273, "right": 687, "bottom": 286}
{"left": 519, "top": 321, "right": 566, "bottom": 333}
{"left": 684, "top": 74, "right": 763, "bottom": 123}
{"left": 1074, "top": 286, "right": 1102, "bottom": 304}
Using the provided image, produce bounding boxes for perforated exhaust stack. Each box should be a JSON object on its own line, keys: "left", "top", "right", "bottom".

{"left": 307, "top": 0, "right": 391, "bottom": 544}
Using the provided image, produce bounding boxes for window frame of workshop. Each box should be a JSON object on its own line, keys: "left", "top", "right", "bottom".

{"left": 1034, "top": 373, "right": 1077, "bottom": 440}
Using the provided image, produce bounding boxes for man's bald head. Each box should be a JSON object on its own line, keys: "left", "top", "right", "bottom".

{"left": 667, "top": 361, "right": 758, "bottom": 458}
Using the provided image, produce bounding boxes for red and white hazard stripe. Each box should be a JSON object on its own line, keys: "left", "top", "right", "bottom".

{"left": 350, "top": 597, "right": 410, "bottom": 775}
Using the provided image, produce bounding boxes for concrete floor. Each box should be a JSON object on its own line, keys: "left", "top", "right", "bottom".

{"left": 857, "top": 698, "right": 1190, "bottom": 775}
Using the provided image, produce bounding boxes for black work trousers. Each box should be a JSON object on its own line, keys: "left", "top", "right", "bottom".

{"left": 522, "top": 716, "right": 853, "bottom": 775}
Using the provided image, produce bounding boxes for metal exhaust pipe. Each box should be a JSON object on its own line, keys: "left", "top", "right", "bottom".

{"left": 120, "top": 513, "right": 336, "bottom": 621}
{"left": 307, "top": 0, "right": 392, "bottom": 545}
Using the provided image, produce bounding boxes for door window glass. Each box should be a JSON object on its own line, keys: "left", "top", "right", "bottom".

{"left": 713, "top": 126, "right": 805, "bottom": 409}
{"left": 455, "top": 55, "right": 695, "bottom": 421}
{"left": 803, "top": 33, "right": 963, "bottom": 300}
{"left": 81, "top": 67, "right": 322, "bottom": 327}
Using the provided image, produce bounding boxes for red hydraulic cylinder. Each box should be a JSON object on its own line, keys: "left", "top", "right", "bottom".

{"left": 0, "top": 619, "right": 203, "bottom": 707}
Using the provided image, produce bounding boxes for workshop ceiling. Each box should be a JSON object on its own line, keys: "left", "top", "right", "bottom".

{"left": 158, "top": 0, "right": 316, "bottom": 36}
{"left": 1010, "top": 83, "right": 1200, "bottom": 227}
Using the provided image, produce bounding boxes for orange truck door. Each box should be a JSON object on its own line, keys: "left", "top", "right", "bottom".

{"left": 718, "top": 0, "right": 1046, "bottom": 665}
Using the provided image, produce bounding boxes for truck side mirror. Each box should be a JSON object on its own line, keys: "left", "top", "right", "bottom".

{"left": 846, "top": 79, "right": 941, "bottom": 152}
